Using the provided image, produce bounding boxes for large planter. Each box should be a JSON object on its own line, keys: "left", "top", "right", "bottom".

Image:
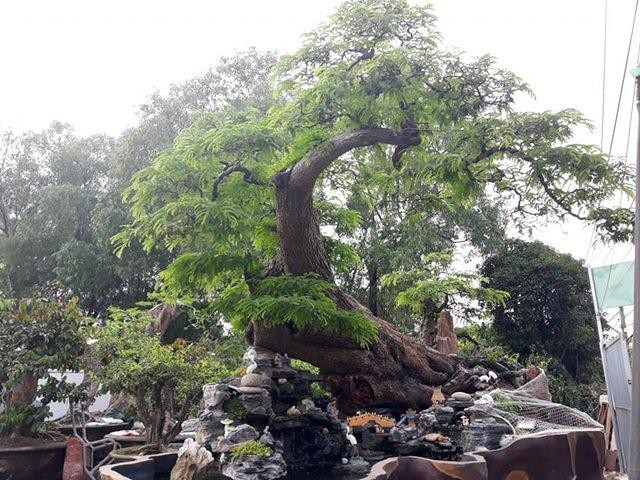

{"left": 109, "top": 445, "right": 182, "bottom": 464}
{"left": 58, "top": 421, "right": 133, "bottom": 442}
{"left": 0, "top": 441, "right": 67, "bottom": 480}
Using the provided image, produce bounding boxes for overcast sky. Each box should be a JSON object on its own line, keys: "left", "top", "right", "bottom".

{"left": 0, "top": 0, "right": 637, "bottom": 267}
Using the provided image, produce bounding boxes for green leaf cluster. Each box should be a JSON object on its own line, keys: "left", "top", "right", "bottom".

{"left": 231, "top": 440, "right": 273, "bottom": 460}
{"left": 212, "top": 275, "right": 378, "bottom": 347}
{"left": 382, "top": 250, "right": 507, "bottom": 319}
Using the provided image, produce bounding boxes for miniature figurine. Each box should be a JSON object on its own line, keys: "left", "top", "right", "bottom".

{"left": 221, "top": 418, "right": 235, "bottom": 437}
{"left": 431, "top": 386, "right": 445, "bottom": 406}
{"left": 274, "top": 353, "right": 284, "bottom": 368}
{"left": 326, "top": 397, "right": 339, "bottom": 419}
{"left": 345, "top": 426, "right": 359, "bottom": 457}
{"left": 396, "top": 406, "right": 417, "bottom": 430}
{"left": 282, "top": 353, "right": 292, "bottom": 367}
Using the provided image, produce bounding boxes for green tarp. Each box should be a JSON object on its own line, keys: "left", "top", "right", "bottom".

{"left": 590, "top": 261, "right": 634, "bottom": 310}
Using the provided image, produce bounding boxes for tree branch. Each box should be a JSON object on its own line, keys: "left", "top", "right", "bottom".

{"left": 286, "top": 127, "right": 421, "bottom": 192}
{"left": 211, "top": 161, "right": 261, "bottom": 200}
{"left": 534, "top": 170, "right": 588, "bottom": 221}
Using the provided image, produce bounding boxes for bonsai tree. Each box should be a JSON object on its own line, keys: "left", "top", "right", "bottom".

{"left": 93, "top": 309, "right": 229, "bottom": 451}
{"left": 115, "top": 0, "right": 632, "bottom": 410}
{"left": 0, "top": 297, "right": 87, "bottom": 441}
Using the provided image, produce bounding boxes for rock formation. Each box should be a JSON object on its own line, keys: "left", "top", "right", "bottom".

{"left": 434, "top": 311, "right": 459, "bottom": 355}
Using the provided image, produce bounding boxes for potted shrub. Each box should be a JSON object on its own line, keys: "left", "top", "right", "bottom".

{"left": 93, "top": 309, "right": 229, "bottom": 458}
{"left": 0, "top": 297, "right": 88, "bottom": 480}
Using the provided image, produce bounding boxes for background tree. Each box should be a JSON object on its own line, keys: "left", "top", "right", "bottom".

{"left": 0, "top": 49, "right": 277, "bottom": 318}
{"left": 118, "top": 0, "right": 631, "bottom": 411}
{"left": 328, "top": 150, "right": 506, "bottom": 329}
{"left": 481, "top": 239, "right": 600, "bottom": 383}
{"left": 382, "top": 250, "right": 507, "bottom": 346}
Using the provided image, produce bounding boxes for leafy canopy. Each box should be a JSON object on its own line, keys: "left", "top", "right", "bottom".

{"left": 116, "top": 0, "right": 630, "bottom": 343}
{"left": 382, "top": 250, "right": 508, "bottom": 320}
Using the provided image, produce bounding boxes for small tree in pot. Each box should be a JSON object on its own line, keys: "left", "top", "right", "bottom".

{"left": 0, "top": 296, "right": 88, "bottom": 443}
{"left": 93, "top": 309, "right": 229, "bottom": 453}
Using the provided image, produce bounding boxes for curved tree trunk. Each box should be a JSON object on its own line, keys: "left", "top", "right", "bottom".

{"left": 247, "top": 130, "right": 478, "bottom": 412}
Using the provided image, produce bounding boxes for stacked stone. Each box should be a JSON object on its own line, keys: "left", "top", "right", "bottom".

{"left": 191, "top": 347, "right": 348, "bottom": 480}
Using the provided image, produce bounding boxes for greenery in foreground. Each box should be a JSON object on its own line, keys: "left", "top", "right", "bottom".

{"left": 92, "top": 309, "right": 230, "bottom": 447}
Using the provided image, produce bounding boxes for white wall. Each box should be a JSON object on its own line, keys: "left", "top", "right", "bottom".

{"left": 43, "top": 371, "right": 111, "bottom": 420}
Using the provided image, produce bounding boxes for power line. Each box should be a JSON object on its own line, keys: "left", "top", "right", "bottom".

{"left": 608, "top": 0, "right": 640, "bottom": 156}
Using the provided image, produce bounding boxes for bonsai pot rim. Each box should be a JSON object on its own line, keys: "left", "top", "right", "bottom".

{"left": 0, "top": 440, "right": 67, "bottom": 452}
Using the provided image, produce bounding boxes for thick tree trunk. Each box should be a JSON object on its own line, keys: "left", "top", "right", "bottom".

{"left": 5, "top": 372, "right": 37, "bottom": 410}
{"left": 250, "top": 160, "right": 476, "bottom": 412}
{"left": 246, "top": 128, "right": 486, "bottom": 412}
{"left": 248, "top": 299, "right": 476, "bottom": 413}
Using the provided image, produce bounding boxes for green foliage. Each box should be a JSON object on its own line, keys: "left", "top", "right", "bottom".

{"left": 93, "top": 309, "right": 230, "bottom": 445}
{"left": 311, "top": 383, "right": 331, "bottom": 400}
{"left": 482, "top": 240, "right": 601, "bottom": 383}
{"left": 0, "top": 50, "right": 277, "bottom": 317}
{"left": 0, "top": 297, "right": 88, "bottom": 436}
{"left": 213, "top": 332, "right": 248, "bottom": 371}
{"left": 224, "top": 398, "right": 248, "bottom": 420}
{"left": 382, "top": 250, "right": 508, "bottom": 319}
{"left": 114, "top": 0, "right": 629, "bottom": 353}
{"left": 291, "top": 359, "right": 320, "bottom": 375}
{"left": 231, "top": 440, "right": 272, "bottom": 459}
{"left": 211, "top": 275, "right": 378, "bottom": 347}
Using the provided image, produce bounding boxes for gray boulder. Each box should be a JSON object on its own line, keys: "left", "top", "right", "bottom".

{"left": 226, "top": 424, "right": 259, "bottom": 444}
{"left": 331, "top": 457, "right": 371, "bottom": 477}
{"left": 241, "top": 373, "right": 271, "bottom": 388}
{"left": 170, "top": 438, "right": 214, "bottom": 480}
{"left": 239, "top": 390, "right": 273, "bottom": 417}
{"left": 202, "top": 383, "right": 231, "bottom": 411}
{"left": 195, "top": 410, "right": 226, "bottom": 445}
{"left": 221, "top": 452, "right": 287, "bottom": 480}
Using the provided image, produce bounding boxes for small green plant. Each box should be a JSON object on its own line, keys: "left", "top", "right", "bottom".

{"left": 232, "top": 365, "right": 248, "bottom": 378}
{"left": 93, "top": 308, "right": 230, "bottom": 448}
{"left": 224, "top": 397, "right": 248, "bottom": 420}
{"left": 291, "top": 359, "right": 319, "bottom": 374}
{"left": 0, "top": 297, "right": 88, "bottom": 438}
{"left": 311, "top": 383, "right": 330, "bottom": 399}
{"left": 231, "top": 440, "right": 272, "bottom": 459}
{"left": 492, "top": 392, "right": 518, "bottom": 414}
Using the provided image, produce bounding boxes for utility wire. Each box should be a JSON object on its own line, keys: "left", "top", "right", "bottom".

{"left": 597, "top": 0, "right": 639, "bottom": 305}
{"left": 608, "top": 0, "right": 640, "bottom": 156}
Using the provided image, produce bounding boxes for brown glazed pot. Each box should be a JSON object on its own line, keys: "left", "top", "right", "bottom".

{"left": 0, "top": 441, "right": 67, "bottom": 480}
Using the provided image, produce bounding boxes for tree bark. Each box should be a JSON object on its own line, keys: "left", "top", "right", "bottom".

{"left": 367, "top": 264, "right": 379, "bottom": 316}
{"left": 5, "top": 372, "right": 37, "bottom": 409}
{"left": 247, "top": 298, "right": 476, "bottom": 413}
{"left": 419, "top": 299, "right": 438, "bottom": 347}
